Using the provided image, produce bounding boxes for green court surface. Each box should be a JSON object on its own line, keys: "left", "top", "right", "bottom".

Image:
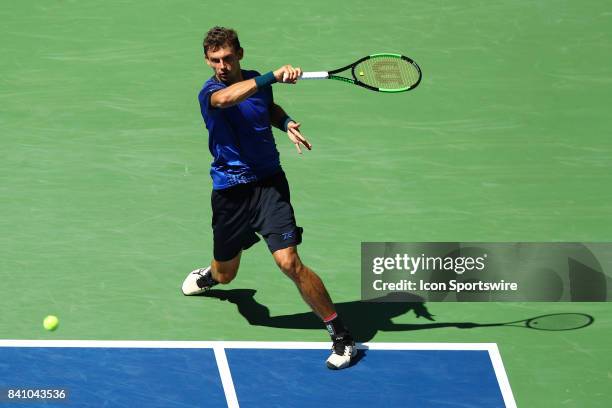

{"left": 1, "top": 1, "right": 611, "bottom": 406}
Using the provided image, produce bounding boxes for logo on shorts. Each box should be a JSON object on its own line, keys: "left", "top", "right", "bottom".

{"left": 281, "top": 231, "right": 294, "bottom": 240}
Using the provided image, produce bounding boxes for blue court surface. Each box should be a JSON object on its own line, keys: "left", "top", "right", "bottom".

{"left": 0, "top": 341, "right": 516, "bottom": 407}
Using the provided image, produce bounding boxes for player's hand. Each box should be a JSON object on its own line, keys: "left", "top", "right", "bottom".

{"left": 274, "top": 65, "right": 302, "bottom": 84}
{"left": 286, "top": 121, "right": 312, "bottom": 154}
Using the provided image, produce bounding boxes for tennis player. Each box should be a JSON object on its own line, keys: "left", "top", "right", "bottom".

{"left": 181, "top": 26, "right": 356, "bottom": 370}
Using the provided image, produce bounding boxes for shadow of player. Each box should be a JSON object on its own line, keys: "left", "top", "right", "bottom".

{"left": 201, "top": 289, "right": 494, "bottom": 342}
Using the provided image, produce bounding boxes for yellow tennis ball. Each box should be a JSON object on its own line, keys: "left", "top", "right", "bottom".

{"left": 43, "top": 315, "right": 59, "bottom": 331}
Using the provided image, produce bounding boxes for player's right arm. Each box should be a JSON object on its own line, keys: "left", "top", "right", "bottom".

{"left": 210, "top": 79, "right": 258, "bottom": 109}
{"left": 210, "top": 65, "right": 302, "bottom": 109}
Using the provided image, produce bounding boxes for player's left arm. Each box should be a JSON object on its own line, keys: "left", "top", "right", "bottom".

{"left": 269, "top": 103, "right": 312, "bottom": 154}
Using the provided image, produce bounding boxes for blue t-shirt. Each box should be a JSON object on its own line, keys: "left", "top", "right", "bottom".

{"left": 198, "top": 70, "right": 281, "bottom": 190}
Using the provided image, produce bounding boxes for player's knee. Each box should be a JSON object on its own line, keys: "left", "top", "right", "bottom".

{"left": 276, "top": 255, "right": 305, "bottom": 281}
{"left": 214, "top": 271, "right": 236, "bottom": 284}
{"left": 212, "top": 263, "right": 239, "bottom": 284}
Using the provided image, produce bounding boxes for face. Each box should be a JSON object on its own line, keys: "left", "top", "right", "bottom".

{"left": 205, "top": 45, "right": 243, "bottom": 83}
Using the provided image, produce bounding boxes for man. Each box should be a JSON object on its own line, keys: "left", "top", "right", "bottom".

{"left": 181, "top": 26, "right": 356, "bottom": 370}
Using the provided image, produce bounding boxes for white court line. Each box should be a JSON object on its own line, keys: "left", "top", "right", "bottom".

{"left": 0, "top": 339, "right": 496, "bottom": 350}
{"left": 213, "top": 345, "right": 240, "bottom": 408}
{"left": 488, "top": 344, "right": 518, "bottom": 408}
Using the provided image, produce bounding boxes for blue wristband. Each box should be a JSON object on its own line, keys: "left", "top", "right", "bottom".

{"left": 254, "top": 71, "right": 277, "bottom": 89}
{"left": 281, "top": 115, "right": 294, "bottom": 132}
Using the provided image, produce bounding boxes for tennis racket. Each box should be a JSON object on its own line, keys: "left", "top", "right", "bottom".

{"left": 295, "top": 53, "right": 422, "bottom": 93}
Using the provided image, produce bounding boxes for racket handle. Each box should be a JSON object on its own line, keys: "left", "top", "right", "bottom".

{"left": 299, "top": 71, "right": 329, "bottom": 80}
{"left": 281, "top": 71, "right": 329, "bottom": 82}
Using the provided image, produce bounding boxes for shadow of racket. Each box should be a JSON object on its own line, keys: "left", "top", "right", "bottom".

{"left": 457, "top": 313, "right": 594, "bottom": 331}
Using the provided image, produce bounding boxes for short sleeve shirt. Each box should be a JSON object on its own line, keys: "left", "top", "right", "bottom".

{"left": 198, "top": 70, "right": 281, "bottom": 190}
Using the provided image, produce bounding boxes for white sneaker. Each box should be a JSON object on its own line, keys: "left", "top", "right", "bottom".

{"left": 326, "top": 335, "right": 357, "bottom": 370}
{"left": 181, "top": 267, "right": 218, "bottom": 295}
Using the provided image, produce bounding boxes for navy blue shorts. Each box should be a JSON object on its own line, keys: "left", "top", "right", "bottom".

{"left": 211, "top": 171, "right": 303, "bottom": 262}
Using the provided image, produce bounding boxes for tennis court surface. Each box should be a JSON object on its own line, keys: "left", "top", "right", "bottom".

{"left": 2, "top": 1, "right": 611, "bottom": 407}
{"left": 0, "top": 340, "right": 515, "bottom": 407}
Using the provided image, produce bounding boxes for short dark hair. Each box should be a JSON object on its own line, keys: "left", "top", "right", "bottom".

{"left": 203, "top": 26, "right": 241, "bottom": 56}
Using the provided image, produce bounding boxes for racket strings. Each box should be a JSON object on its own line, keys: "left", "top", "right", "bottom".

{"left": 356, "top": 56, "right": 419, "bottom": 90}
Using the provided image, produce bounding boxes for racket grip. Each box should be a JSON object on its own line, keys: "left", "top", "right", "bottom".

{"left": 299, "top": 71, "right": 329, "bottom": 80}
{"left": 280, "top": 71, "right": 328, "bottom": 83}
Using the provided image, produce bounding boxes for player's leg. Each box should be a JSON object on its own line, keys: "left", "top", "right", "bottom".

{"left": 211, "top": 253, "right": 241, "bottom": 283}
{"left": 272, "top": 246, "right": 356, "bottom": 369}
{"left": 181, "top": 252, "right": 242, "bottom": 295}
{"left": 272, "top": 246, "right": 334, "bottom": 319}
{"left": 253, "top": 172, "right": 356, "bottom": 369}
{"left": 182, "top": 184, "right": 258, "bottom": 295}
